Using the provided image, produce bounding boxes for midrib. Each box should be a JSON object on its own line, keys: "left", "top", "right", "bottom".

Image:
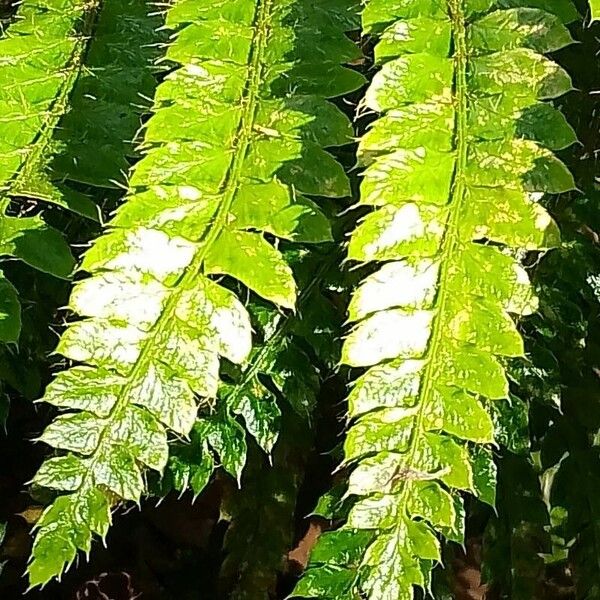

{"left": 75, "top": 0, "right": 274, "bottom": 496}
{"left": 392, "top": 0, "right": 469, "bottom": 514}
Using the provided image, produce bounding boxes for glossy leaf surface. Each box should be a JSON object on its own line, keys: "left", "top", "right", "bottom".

{"left": 295, "top": 0, "right": 577, "bottom": 598}
{"left": 29, "top": 0, "right": 362, "bottom": 586}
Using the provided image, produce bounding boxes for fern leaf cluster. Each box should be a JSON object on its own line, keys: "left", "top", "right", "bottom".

{"left": 159, "top": 249, "right": 339, "bottom": 497}
{"left": 0, "top": 0, "right": 167, "bottom": 231}
{"left": 29, "top": 0, "right": 362, "bottom": 586}
{"left": 0, "top": 0, "right": 159, "bottom": 345}
{"left": 482, "top": 455, "right": 551, "bottom": 599}
{"left": 219, "top": 408, "right": 315, "bottom": 599}
{"left": 215, "top": 254, "right": 342, "bottom": 597}
{"left": 527, "top": 234, "right": 600, "bottom": 597}
{"left": 0, "top": 0, "right": 595, "bottom": 594}
{"left": 547, "top": 436, "right": 600, "bottom": 598}
{"left": 0, "top": 0, "right": 95, "bottom": 206}
{"left": 295, "top": 1, "right": 577, "bottom": 598}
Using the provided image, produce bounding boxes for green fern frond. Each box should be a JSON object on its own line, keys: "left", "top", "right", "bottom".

{"left": 161, "top": 249, "right": 341, "bottom": 494}
{"left": 0, "top": 0, "right": 99, "bottom": 343}
{"left": 0, "top": 0, "right": 100, "bottom": 219}
{"left": 550, "top": 446, "right": 600, "bottom": 598}
{"left": 28, "top": 0, "right": 363, "bottom": 586}
{"left": 541, "top": 418, "right": 600, "bottom": 598}
{"left": 223, "top": 253, "right": 341, "bottom": 453}
{"left": 219, "top": 411, "right": 313, "bottom": 600}
{"left": 0, "top": 0, "right": 101, "bottom": 335}
{"left": 295, "top": 1, "right": 578, "bottom": 598}
{"left": 1, "top": 0, "right": 165, "bottom": 225}
{"left": 216, "top": 254, "right": 343, "bottom": 597}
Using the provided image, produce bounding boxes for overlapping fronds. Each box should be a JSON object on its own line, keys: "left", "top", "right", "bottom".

{"left": 2, "top": 0, "right": 166, "bottom": 224}
{"left": 0, "top": 0, "right": 164, "bottom": 424}
{"left": 161, "top": 249, "right": 341, "bottom": 494}
{"left": 544, "top": 426, "right": 600, "bottom": 599}
{"left": 0, "top": 0, "right": 169, "bottom": 358}
{"left": 294, "top": 1, "right": 578, "bottom": 597}
{"left": 219, "top": 412, "right": 312, "bottom": 600}
{"left": 0, "top": 0, "right": 95, "bottom": 211}
{"left": 28, "top": 0, "right": 363, "bottom": 586}
{"left": 215, "top": 254, "right": 343, "bottom": 597}
{"left": 530, "top": 241, "right": 600, "bottom": 598}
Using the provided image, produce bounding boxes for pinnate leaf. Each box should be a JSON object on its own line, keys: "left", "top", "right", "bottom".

{"left": 29, "top": 0, "right": 362, "bottom": 585}
{"left": 295, "top": 0, "right": 577, "bottom": 598}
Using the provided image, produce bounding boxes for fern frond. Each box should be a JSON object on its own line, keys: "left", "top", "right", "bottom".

{"left": 0, "top": 0, "right": 100, "bottom": 220}
{"left": 548, "top": 441, "right": 600, "bottom": 599}
{"left": 0, "top": 0, "right": 101, "bottom": 342}
{"left": 0, "top": 0, "right": 103, "bottom": 300}
{"left": 295, "top": 1, "right": 578, "bottom": 598}
{"left": 1, "top": 0, "right": 164, "bottom": 224}
{"left": 28, "top": 0, "right": 363, "bottom": 586}
{"left": 161, "top": 249, "right": 340, "bottom": 494}
{"left": 217, "top": 277, "right": 347, "bottom": 600}
{"left": 224, "top": 252, "right": 341, "bottom": 452}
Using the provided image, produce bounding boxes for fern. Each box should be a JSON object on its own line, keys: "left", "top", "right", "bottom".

{"left": 530, "top": 231, "right": 600, "bottom": 597}
{"left": 214, "top": 267, "right": 343, "bottom": 599}
{"left": 160, "top": 248, "right": 341, "bottom": 495}
{"left": 28, "top": 0, "right": 363, "bottom": 586}
{"left": 0, "top": 0, "right": 102, "bottom": 342}
{"left": 514, "top": 120, "right": 600, "bottom": 597}
{"left": 0, "top": 0, "right": 168, "bottom": 349}
{"left": 0, "top": 0, "right": 97, "bottom": 215}
{"left": 295, "top": 1, "right": 578, "bottom": 598}
{"left": 0, "top": 0, "right": 165, "bottom": 221}
{"left": 545, "top": 430, "right": 600, "bottom": 599}
{"left": 219, "top": 411, "right": 313, "bottom": 599}
{"left": 17, "top": 0, "right": 167, "bottom": 223}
